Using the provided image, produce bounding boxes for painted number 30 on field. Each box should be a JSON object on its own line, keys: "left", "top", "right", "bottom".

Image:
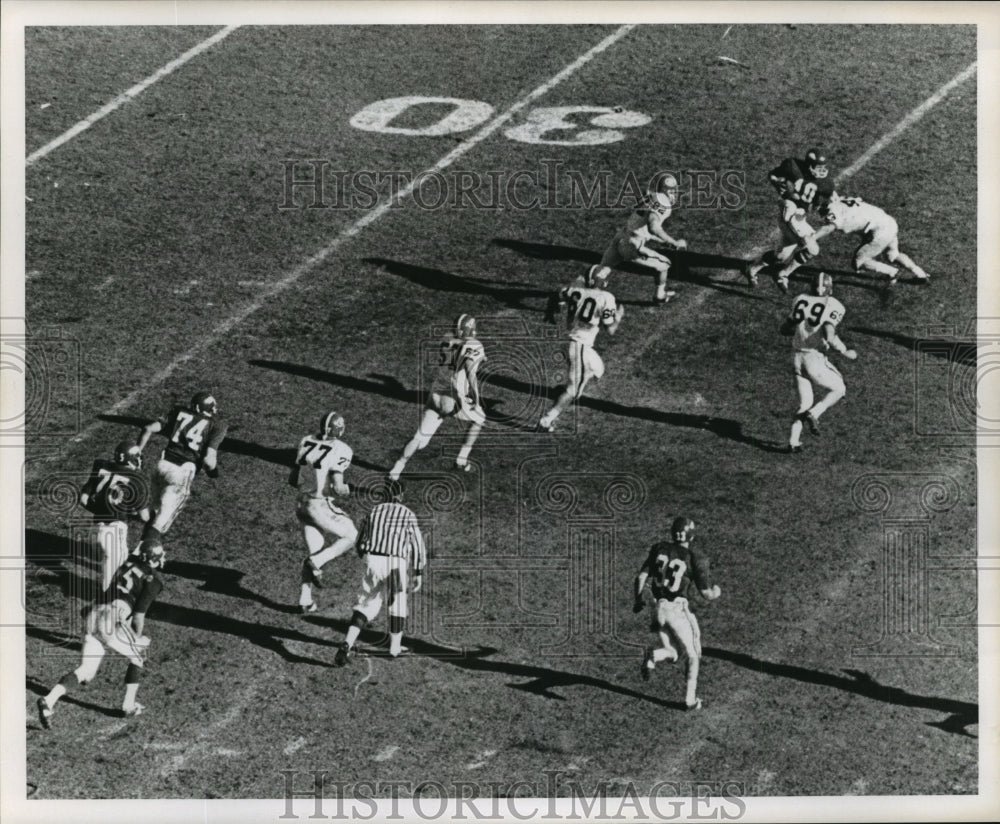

{"left": 350, "top": 96, "right": 651, "bottom": 146}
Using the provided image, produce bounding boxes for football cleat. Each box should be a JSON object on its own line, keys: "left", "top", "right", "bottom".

{"left": 671, "top": 516, "right": 696, "bottom": 544}
{"left": 122, "top": 702, "right": 145, "bottom": 718}
{"left": 454, "top": 460, "right": 473, "bottom": 473}
{"left": 334, "top": 643, "right": 353, "bottom": 667}
{"left": 37, "top": 697, "right": 53, "bottom": 729}
{"left": 788, "top": 444, "right": 803, "bottom": 454}
{"left": 655, "top": 288, "right": 678, "bottom": 304}
{"left": 320, "top": 411, "right": 346, "bottom": 440}
{"left": 299, "top": 602, "right": 318, "bottom": 615}
{"left": 913, "top": 274, "right": 931, "bottom": 286}
{"left": 455, "top": 313, "right": 477, "bottom": 339}
{"left": 537, "top": 416, "right": 555, "bottom": 433}
{"left": 685, "top": 697, "right": 703, "bottom": 711}
{"left": 389, "top": 645, "right": 411, "bottom": 659}
{"left": 805, "top": 148, "right": 828, "bottom": 179}
{"left": 191, "top": 391, "right": 218, "bottom": 417}
{"left": 114, "top": 441, "right": 143, "bottom": 470}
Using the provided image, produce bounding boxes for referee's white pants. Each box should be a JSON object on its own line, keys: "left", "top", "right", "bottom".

{"left": 353, "top": 554, "right": 409, "bottom": 621}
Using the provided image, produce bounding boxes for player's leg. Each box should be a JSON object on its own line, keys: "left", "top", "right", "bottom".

{"left": 683, "top": 608, "right": 704, "bottom": 708}
{"left": 662, "top": 600, "right": 702, "bottom": 708}
{"left": 632, "top": 246, "right": 675, "bottom": 303}
{"left": 389, "top": 406, "right": 445, "bottom": 480}
{"left": 806, "top": 356, "right": 846, "bottom": 420}
{"left": 297, "top": 519, "right": 325, "bottom": 609}
{"left": 148, "top": 462, "right": 195, "bottom": 536}
{"left": 854, "top": 234, "right": 898, "bottom": 279}
{"left": 38, "top": 633, "right": 106, "bottom": 726}
{"left": 540, "top": 343, "right": 583, "bottom": 430}
{"left": 98, "top": 522, "right": 130, "bottom": 592}
{"left": 883, "top": 234, "right": 929, "bottom": 281}
{"left": 455, "top": 395, "right": 486, "bottom": 470}
{"left": 339, "top": 557, "right": 386, "bottom": 662}
{"left": 455, "top": 422, "right": 483, "bottom": 471}
{"left": 789, "top": 358, "right": 815, "bottom": 450}
{"left": 385, "top": 561, "right": 410, "bottom": 656}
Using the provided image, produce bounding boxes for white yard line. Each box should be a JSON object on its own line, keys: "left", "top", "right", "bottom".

{"left": 25, "top": 26, "right": 240, "bottom": 167}
{"left": 52, "top": 25, "right": 635, "bottom": 451}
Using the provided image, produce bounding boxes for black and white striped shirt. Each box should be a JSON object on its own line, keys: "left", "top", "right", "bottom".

{"left": 357, "top": 502, "right": 426, "bottom": 570}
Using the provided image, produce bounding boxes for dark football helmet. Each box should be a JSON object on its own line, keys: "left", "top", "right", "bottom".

{"left": 139, "top": 539, "right": 166, "bottom": 569}
{"left": 114, "top": 441, "right": 142, "bottom": 470}
{"left": 586, "top": 265, "right": 611, "bottom": 289}
{"left": 805, "top": 148, "right": 828, "bottom": 180}
{"left": 671, "top": 517, "right": 696, "bottom": 544}
{"left": 191, "top": 391, "right": 218, "bottom": 417}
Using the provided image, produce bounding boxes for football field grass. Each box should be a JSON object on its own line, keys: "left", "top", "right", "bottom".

{"left": 23, "top": 24, "right": 978, "bottom": 799}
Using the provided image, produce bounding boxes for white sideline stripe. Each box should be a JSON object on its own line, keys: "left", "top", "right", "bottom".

{"left": 25, "top": 26, "right": 240, "bottom": 167}
{"left": 60, "top": 25, "right": 635, "bottom": 446}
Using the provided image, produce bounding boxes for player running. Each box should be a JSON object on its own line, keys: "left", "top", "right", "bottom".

{"left": 538, "top": 266, "right": 623, "bottom": 432}
{"left": 290, "top": 411, "right": 357, "bottom": 613}
{"left": 37, "top": 540, "right": 167, "bottom": 727}
{"left": 389, "top": 314, "right": 486, "bottom": 480}
{"left": 747, "top": 148, "right": 837, "bottom": 291}
{"left": 821, "top": 195, "right": 930, "bottom": 284}
{"left": 596, "top": 173, "right": 687, "bottom": 304}
{"left": 781, "top": 272, "right": 858, "bottom": 452}
{"left": 634, "top": 517, "right": 721, "bottom": 711}
{"left": 79, "top": 440, "right": 150, "bottom": 591}
{"left": 135, "top": 391, "right": 227, "bottom": 543}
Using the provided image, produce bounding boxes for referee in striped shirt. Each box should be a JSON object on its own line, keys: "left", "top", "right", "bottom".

{"left": 335, "top": 481, "right": 426, "bottom": 664}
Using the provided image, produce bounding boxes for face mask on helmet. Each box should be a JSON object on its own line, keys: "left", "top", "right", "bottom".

{"left": 114, "top": 442, "right": 142, "bottom": 470}
{"left": 806, "top": 149, "right": 828, "bottom": 179}
{"left": 321, "top": 412, "right": 346, "bottom": 439}
{"left": 192, "top": 392, "right": 218, "bottom": 417}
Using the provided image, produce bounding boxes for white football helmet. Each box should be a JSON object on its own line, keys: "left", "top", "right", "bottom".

{"left": 650, "top": 173, "right": 680, "bottom": 207}
{"left": 320, "top": 411, "right": 346, "bottom": 440}
{"left": 586, "top": 265, "right": 611, "bottom": 289}
{"left": 455, "top": 313, "right": 477, "bottom": 339}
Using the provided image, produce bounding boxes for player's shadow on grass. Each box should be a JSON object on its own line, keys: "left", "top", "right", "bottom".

{"left": 493, "top": 238, "right": 774, "bottom": 304}
{"left": 164, "top": 560, "right": 300, "bottom": 614}
{"left": 152, "top": 600, "right": 337, "bottom": 668}
{"left": 24, "top": 528, "right": 100, "bottom": 601}
{"left": 848, "top": 328, "right": 977, "bottom": 366}
{"left": 365, "top": 257, "right": 552, "bottom": 312}
{"left": 705, "top": 647, "right": 978, "bottom": 738}
{"left": 248, "top": 361, "right": 510, "bottom": 430}
{"left": 308, "top": 616, "right": 690, "bottom": 711}
{"left": 96, "top": 412, "right": 385, "bottom": 474}
{"left": 486, "top": 374, "right": 787, "bottom": 452}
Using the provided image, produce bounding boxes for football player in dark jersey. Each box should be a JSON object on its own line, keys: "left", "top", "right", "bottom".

{"left": 79, "top": 441, "right": 151, "bottom": 590}
{"left": 634, "top": 517, "right": 721, "bottom": 710}
{"left": 37, "top": 540, "right": 166, "bottom": 727}
{"left": 135, "top": 391, "right": 227, "bottom": 542}
{"left": 746, "top": 148, "right": 838, "bottom": 291}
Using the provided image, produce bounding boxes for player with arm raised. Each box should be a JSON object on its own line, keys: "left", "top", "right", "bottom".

{"left": 290, "top": 411, "right": 357, "bottom": 613}
{"left": 538, "top": 266, "right": 623, "bottom": 432}
{"left": 79, "top": 441, "right": 151, "bottom": 591}
{"left": 135, "top": 391, "right": 227, "bottom": 543}
{"left": 821, "top": 195, "right": 930, "bottom": 284}
{"left": 781, "top": 272, "right": 857, "bottom": 452}
{"left": 389, "top": 314, "right": 486, "bottom": 480}
{"left": 596, "top": 174, "right": 686, "bottom": 304}
{"left": 634, "top": 517, "right": 720, "bottom": 711}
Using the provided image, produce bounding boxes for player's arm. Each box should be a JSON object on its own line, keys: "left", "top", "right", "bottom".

{"left": 633, "top": 561, "right": 651, "bottom": 611}
{"left": 79, "top": 469, "right": 98, "bottom": 508}
{"left": 822, "top": 322, "right": 857, "bottom": 360}
{"left": 691, "top": 551, "right": 721, "bottom": 600}
{"left": 203, "top": 421, "right": 228, "bottom": 478}
{"left": 331, "top": 471, "right": 350, "bottom": 498}
{"left": 646, "top": 211, "right": 686, "bottom": 249}
{"left": 135, "top": 419, "right": 163, "bottom": 453}
{"left": 604, "top": 302, "right": 624, "bottom": 337}
{"left": 779, "top": 315, "right": 797, "bottom": 337}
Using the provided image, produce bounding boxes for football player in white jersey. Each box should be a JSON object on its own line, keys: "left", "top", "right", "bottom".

{"left": 389, "top": 314, "right": 486, "bottom": 480}
{"left": 781, "top": 273, "right": 858, "bottom": 452}
{"left": 290, "top": 411, "right": 357, "bottom": 612}
{"left": 597, "top": 174, "right": 687, "bottom": 303}
{"left": 538, "top": 267, "right": 623, "bottom": 432}
{"left": 822, "top": 196, "right": 930, "bottom": 284}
